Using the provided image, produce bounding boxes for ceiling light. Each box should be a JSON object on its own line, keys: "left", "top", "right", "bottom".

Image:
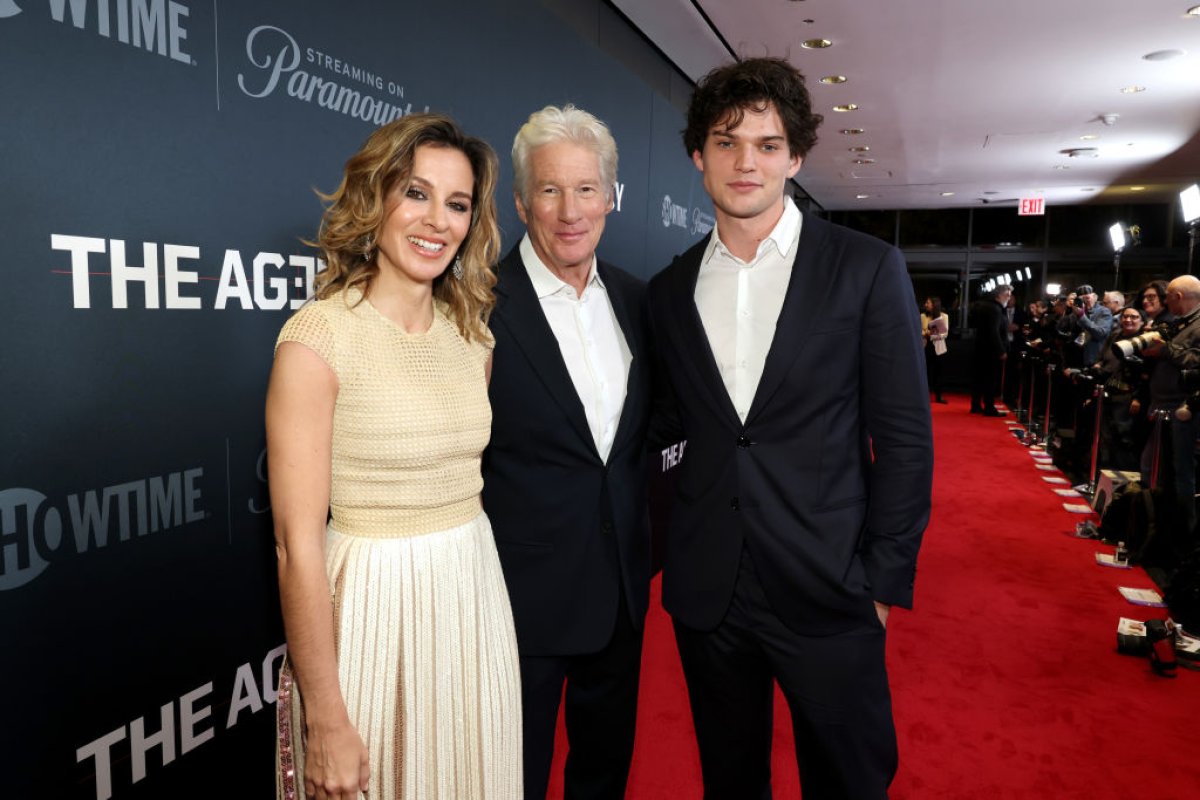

{"left": 852, "top": 158, "right": 875, "bottom": 164}
{"left": 856, "top": 193, "right": 870, "bottom": 199}
{"left": 941, "top": 192, "right": 955, "bottom": 197}
{"left": 1120, "top": 85, "right": 1146, "bottom": 93}
{"left": 1188, "top": 5, "right": 1200, "bottom": 16}
{"left": 1144, "top": 49, "right": 1186, "bottom": 61}
{"left": 833, "top": 104, "right": 859, "bottom": 112}
{"left": 820, "top": 75, "right": 847, "bottom": 84}
{"left": 1130, "top": 186, "right": 1146, "bottom": 192}
{"left": 839, "top": 128, "right": 864, "bottom": 135}
{"left": 801, "top": 38, "right": 832, "bottom": 49}
{"left": 1080, "top": 134, "right": 1099, "bottom": 141}
{"left": 849, "top": 146, "right": 870, "bottom": 152}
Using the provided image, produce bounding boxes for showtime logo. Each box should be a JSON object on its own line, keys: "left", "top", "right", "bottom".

{"left": 662, "top": 195, "right": 687, "bottom": 229}
{"left": 0, "top": 468, "right": 205, "bottom": 590}
{"left": 15, "top": 0, "right": 194, "bottom": 65}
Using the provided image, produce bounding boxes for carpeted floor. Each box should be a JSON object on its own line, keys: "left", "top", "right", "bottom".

{"left": 550, "top": 394, "right": 1197, "bottom": 798}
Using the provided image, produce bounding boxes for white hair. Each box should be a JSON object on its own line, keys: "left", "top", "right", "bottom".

{"left": 511, "top": 104, "right": 618, "bottom": 207}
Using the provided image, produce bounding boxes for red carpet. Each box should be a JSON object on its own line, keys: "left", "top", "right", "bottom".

{"left": 551, "top": 396, "right": 1198, "bottom": 798}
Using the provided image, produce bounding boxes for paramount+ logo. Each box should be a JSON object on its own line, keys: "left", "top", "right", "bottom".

{"left": 0, "top": 468, "right": 206, "bottom": 590}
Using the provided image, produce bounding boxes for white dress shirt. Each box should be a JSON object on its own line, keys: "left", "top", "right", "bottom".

{"left": 694, "top": 196, "right": 802, "bottom": 422}
{"left": 520, "top": 234, "right": 632, "bottom": 463}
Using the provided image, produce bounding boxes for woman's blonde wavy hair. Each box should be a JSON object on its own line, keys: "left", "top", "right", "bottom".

{"left": 311, "top": 113, "right": 500, "bottom": 343}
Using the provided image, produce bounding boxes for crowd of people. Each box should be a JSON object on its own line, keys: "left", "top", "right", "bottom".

{"left": 950, "top": 277, "right": 1200, "bottom": 579}
{"left": 266, "top": 56, "right": 933, "bottom": 800}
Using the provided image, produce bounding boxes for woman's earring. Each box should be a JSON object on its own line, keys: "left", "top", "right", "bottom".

{"left": 362, "top": 235, "right": 374, "bottom": 262}
{"left": 452, "top": 256, "right": 464, "bottom": 280}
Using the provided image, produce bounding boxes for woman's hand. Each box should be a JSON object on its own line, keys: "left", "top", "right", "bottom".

{"left": 304, "top": 719, "right": 369, "bottom": 800}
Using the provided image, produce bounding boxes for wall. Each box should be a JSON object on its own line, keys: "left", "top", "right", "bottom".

{"left": 0, "top": 1, "right": 711, "bottom": 797}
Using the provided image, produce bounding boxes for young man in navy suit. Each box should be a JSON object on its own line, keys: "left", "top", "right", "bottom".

{"left": 484, "top": 105, "right": 652, "bottom": 800}
{"left": 648, "top": 58, "right": 933, "bottom": 799}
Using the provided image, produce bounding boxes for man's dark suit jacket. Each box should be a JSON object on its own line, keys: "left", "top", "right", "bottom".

{"left": 483, "top": 246, "right": 652, "bottom": 656}
{"left": 648, "top": 214, "right": 934, "bottom": 636}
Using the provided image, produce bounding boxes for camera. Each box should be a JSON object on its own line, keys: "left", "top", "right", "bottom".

{"left": 1113, "top": 327, "right": 1167, "bottom": 360}
{"left": 1073, "top": 295, "right": 1086, "bottom": 309}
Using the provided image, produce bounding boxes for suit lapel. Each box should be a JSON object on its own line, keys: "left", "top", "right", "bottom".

{"left": 492, "top": 247, "right": 597, "bottom": 456}
{"left": 598, "top": 261, "right": 643, "bottom": 458}
{"left": 666, "top": 243, "right": 742, "bottom": 426}
{"left": 744, "top": 214, "right": 836, "bottom": 424}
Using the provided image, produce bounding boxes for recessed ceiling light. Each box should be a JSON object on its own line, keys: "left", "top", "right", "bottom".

{"left": 852, "top": 158, "right": 875, "bottom": 164}
{"left": 839, "top": 128, "right": 864, "bottom": 135}
{"left": 801, "top": 38, "right": 832, "bottom": 49}
{"left": 1080, "top": 134, "right": 1099, "bottom": 141}
{"left": 856, "top": 194, "right": 871, "bottom": 199}
{"left": 833, "top": 103, "right": 859, "bottom": 112}
{"left": 941, "top": 192, "right": 955, "bottom": 197}
{"left": 1120, "top": 85, "right": 1146, "bottom": 94}
{"left": 820, "top": 75, "right": 847, "bottom": 84}
{"left": 1130, "top": 186, "right": 1146, "bottom": 191}
{"left": 1144, "top": 49, "right": 1186, "bottom": 61}
{"left": 1188, "top": 5, "right": 1200, "bottom": 16}
{"left": 849, "top": 146, "right": 870, "bottom": 152}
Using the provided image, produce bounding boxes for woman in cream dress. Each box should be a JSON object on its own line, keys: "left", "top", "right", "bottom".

{"left": 266, "top": 114, "right": 521, "bottom": 799}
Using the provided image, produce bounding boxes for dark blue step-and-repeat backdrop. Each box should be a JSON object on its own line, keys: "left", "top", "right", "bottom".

{"left": 0, "top": 1, "right": 712, "bottom": 796}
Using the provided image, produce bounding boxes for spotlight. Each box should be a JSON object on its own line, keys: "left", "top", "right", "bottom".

{"left": 1109, "top": 222, "right": 1127, "bottom": 252}
{"left": 1182, "top": 184, "right": 1200, "bottom": 225}
{"left": 1025, "top": 267, "right": 1032, "bottom": 280}
{"left": 1047, "top": 283, "right": 1062, "bottom": 296}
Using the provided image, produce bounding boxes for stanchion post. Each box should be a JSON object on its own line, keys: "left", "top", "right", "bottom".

{"left": 1016, "top": 352, "right": 1027, "bottom": 423}
{"left": 1148, "top": 409, "right": 1168, "bottom": 490}
{"left": 1039, "top": 363, "right": 1055, "bottom": 446}
{"left": 1085, "top": 383, "right": 1105, "bottom": 495}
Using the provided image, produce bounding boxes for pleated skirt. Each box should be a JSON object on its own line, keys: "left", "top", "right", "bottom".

{"left": 276, "top": 511, "right": 522, "bottom": 798}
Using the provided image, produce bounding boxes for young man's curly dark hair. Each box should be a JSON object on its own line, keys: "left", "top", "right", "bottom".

{"left": 683, "top": 57, "right": 823, "bottom": 159}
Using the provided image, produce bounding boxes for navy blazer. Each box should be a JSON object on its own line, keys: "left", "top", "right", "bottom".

{"left": 648, "top": 213, "right": 934, "bottom": 636}
{"left": 483, "top": 246, "right": 652, "bottom": 656}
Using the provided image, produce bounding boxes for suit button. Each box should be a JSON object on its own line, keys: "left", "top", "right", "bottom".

{"left": 737, "top": 435, "right": 751, "bottom": 448}
{"left": 730, "top": 497, "right": 739, "bottom": 511}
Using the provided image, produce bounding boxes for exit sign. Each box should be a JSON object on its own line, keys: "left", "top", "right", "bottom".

{"left": 1019, "top": 197, "right": 1045, "bottom": 216}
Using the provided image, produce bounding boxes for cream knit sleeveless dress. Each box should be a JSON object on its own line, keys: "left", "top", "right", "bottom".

{"left": 274, "top": 287, "right": 521, "bottom": 799}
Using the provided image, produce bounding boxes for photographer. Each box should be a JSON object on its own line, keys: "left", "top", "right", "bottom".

{"left": 1058, "top": 284, "right": 1113, "bottom": 366}
{"left": 1093, "top": 307, "right": 1151, "bottom": 470}
{"left": 1134, "top": 275, "right": 1200, "bottom": 565}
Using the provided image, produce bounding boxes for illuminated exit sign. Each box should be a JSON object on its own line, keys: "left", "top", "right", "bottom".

{"left": 1019, "top": 197, "right": 1045, "bottom": 216}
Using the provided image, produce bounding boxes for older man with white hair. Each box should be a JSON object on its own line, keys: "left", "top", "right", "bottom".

{"left": 1102, "top": 291, "right": 1125, "bottom": 332}
{"left": 483, "top": 104, "right": 652, "bottom": 800}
